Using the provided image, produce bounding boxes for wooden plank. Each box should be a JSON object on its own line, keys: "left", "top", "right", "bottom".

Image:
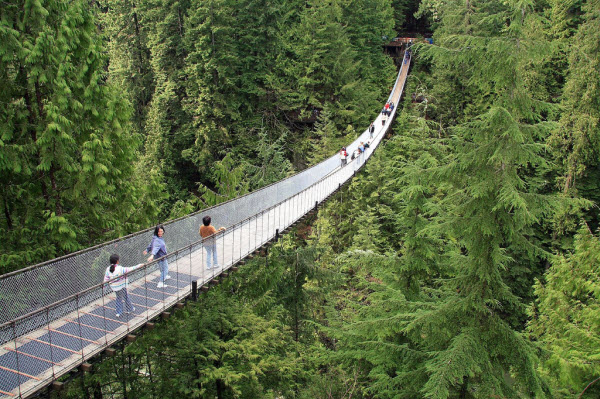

{"left": 3, "top": 347, "right": 63, "bottom": 367}
{"left": 64, "top": 319, "right": 115, "bottom": 334}
{"left": 0, "top": 365, "right": 40, "bottom": 380}
{"left": 47, "top": 328, "right": 100, "bottom": 345}
{"left": 21, "top": 337, "right": 80, "bottom": 355}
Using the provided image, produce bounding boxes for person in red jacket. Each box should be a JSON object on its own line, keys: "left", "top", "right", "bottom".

{"left": 339, "top": 147, "right": 348, "bottom": 167}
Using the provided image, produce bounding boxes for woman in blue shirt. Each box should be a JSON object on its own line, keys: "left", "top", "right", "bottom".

{"left": 144, "top": 224, "right": 170, "bottom": 288}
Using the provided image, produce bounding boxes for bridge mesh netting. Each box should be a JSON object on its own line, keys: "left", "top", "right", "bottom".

{"left": 0, "top": 52, "right": 410, "bottom": 399}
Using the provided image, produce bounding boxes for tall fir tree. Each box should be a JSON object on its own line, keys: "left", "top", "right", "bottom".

{"left": 100, "top": 0, "right": 154, "bottom": 135}
{"left": 548, "top": 0, "right": 600, "bottom": 197}
{"left": 0, "top": 0, "right": 156, "bottom": 271}
{"left": 140, "top": 0, "right": 196, "bottom": 216}
{"left": 529, "top": 225, "right": 600, "bottom": 398}
{"left": 395, "top": 0, "right": 560, "bottom": 397}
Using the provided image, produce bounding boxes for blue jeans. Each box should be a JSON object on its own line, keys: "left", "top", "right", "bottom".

{"left": 205, "top": 244, "right": 218, "bottom": 269}
{"left": 158, "top": 259, "right": 169, "bottom": 282}
{"left": 115, "top": 289, "right": 133, "bottom": 315}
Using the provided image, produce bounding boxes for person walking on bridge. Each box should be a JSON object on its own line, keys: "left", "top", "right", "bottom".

{"left": 144, "top": 225, "right": 170, "bottom": 288}
{"left": 369, "top": 122, "right": 375, "bottom": 139}
{"left": 199, "top": 216, "right": 226, "bottom": 270}
{"left": 339, "top": 147, "right": 348, "bottom": 167}
{"left": 104, "top": 254, "right": 144, "bottom": 317}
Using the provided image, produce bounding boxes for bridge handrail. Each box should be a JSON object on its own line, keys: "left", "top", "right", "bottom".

{"left": 0, "top": 52, "right": 410, "bottom": 328}
{"left": 0, "top": 52, "right": 411, "bottom": 399}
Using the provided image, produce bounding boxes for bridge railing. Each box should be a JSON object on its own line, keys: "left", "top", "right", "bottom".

{"left": 0, "top": 52, "right": 410, "bottom": 399}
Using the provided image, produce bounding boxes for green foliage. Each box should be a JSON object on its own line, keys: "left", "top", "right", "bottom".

{"left": 245, "top": 131, "right": 293, "bottom": 190}
{"left": 196, "top": 152, "right": 249, "bottom": 207}
{"left": 548, "top": 0, "right": 600, "bottom": 197}
{"left": 0, "top": 0, "right": 157, "bottom": 272}
{"left": 140, "top": 0, "right": 197, "bottom": 213}
{"left": 8, "top": 0, "right": 600, "bottom": 398}
{"left": 100, "top": 0, "right": 155, "bottom": 134}
{"left": 142, "top": 291, "right": 298, "bottom": 398}
{"left": 529, "top": 225, "right": 600, "bottom": 398}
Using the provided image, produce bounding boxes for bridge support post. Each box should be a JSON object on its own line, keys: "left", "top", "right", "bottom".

{"left": 191, "top": 280, "right": 198, "bottom": 301}
{"left": 275, "top": 228, "right": 279, "bottom": 241}
{"left": 315, "top": 201, "right": 318, "bottom": 213}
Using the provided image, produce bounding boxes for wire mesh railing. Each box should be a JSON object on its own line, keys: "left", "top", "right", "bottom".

{"left": 0, "top": 52, "right": 410, "bottom": 399}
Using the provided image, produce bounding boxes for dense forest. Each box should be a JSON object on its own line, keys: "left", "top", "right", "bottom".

{"left": 2, "top": 0, "right": 600, "bottom": 397}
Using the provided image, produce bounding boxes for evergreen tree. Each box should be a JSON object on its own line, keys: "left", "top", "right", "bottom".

{"left": 394, "top": 1, "right": 560, "bottom": 397}
{"left": 100, "top": 0, "right": 154, "bottom": 135}
{"left": 141, "top": 0, "right": 196, "bottom": 215}
{"left": 183, "top": 0, "right": 285, "bottom": 174}
{"left": 0, "top": 0, "right": 155, "bottom": 271}
{"left": 529, "top": 225, "right": 600, "bottom": 398}
{"left": 547, "top": 0, "right": 600, "bottom": 197}
{"left": 183, "top": 0, "right": 240, "bottom": 174}
{"left": 197, "top": 152, "right": 249, "bottom": 207}
{"left": 142, "top": 290, "right": 299, "bottom": 398}
{"left": 278, "top": 0, "right": 375, "bottom": 133}
{"left": 245, "top": 131, "right": 293, "bottom": 190}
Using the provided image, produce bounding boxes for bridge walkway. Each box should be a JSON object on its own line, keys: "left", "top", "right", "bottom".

{"left": 0, "top": 52, "right": 411, "bottom": 398}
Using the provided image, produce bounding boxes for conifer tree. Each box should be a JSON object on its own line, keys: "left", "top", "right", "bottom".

{"left": 140, "top": 0, "right": 196, "bottom": 214}
{"left": 548, "top": 0, "right": 600, "bottom": 196}
{"left": 196, "top": 152, "right": 249, "bottom": 207}
{"left": 529, "top": 225, "right": 600, "bottom": 398}
{"left": 396, "top": 1, "right": 559, "bottom": 397}
{"left": 0, "top": 0, "right": 155, "bottom": 271}
{"left": 245, "top": 131, "right": 293, "bottom": 190}
{"left": 141, "top": 291, "right": 299, "bottom": 398}
{"left": 278, "top": 0, "right": 364, "bottom": 128}
{"left": 183, "top": 0, "right": 240, "bottom": 174}
{"left": 100, "top": 0, "right": 154, "bottom": 134}
{"left": 184, "top": 0, "right": 285, "bottom": 175}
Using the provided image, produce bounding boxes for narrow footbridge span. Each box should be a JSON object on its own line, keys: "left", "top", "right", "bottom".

{"left": 0, "top": 53, "right": 411, "bottom": 398}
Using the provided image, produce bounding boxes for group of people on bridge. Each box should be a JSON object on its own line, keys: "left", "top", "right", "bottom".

{"left": 104, "top": 217, "right": 225, "bottom": 317}
{"left": 103, "top": 100, "right": 397, "bottom": 317}
{"left": 339, "top": 141, "right": 371, "bottom": 167}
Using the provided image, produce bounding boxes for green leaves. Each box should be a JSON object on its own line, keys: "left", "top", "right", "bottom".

{"left": 530, "top": 225, "right": 600, "bottom": 396}
{"left": 0, "top": 0, "right": 158, "bottom": 270}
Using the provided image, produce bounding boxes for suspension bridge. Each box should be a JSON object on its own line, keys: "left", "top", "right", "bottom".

{"left": 0, "top": 52, "right": 411, "bottom": 398}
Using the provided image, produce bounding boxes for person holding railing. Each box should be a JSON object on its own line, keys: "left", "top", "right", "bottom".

{"left": 144, "top": 224, "right": 170, "bottom": 288}
{"left": 104, "top": 254, "right": 144, "bottom": 317}
{"left": 199, "top": 216, "right": 226, "bottom": 270}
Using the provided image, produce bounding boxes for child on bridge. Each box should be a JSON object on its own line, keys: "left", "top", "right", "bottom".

{"left": 104, "top": 254, "right": 144, "bottom": 318}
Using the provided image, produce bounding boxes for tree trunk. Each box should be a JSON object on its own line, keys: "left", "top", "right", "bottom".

{"left": 22, "top": 69, "right": 50, "bottom": 205}
{"left": 216, "top": 378, "right": 225, "bottom": 399}
{"left": 3, "top": 196, "right": 13, "bottom": 230}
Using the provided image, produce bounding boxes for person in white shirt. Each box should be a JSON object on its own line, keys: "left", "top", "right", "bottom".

{"left": 104, "top": 254, "right": 144, "bottom": 317}
{"left": 339, "top": 147, "right": 348, "bottom": 167}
